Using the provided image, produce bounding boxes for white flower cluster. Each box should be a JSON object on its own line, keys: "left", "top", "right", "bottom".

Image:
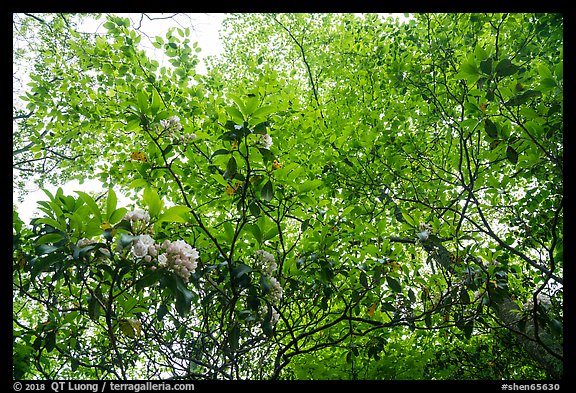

{"left": 473, "top": 289, "right": 485, "bottom": 301}
{"left": 177, "top": 133, "right": 197, "bottom": 144}
{"left": 259, "top": 304, "right": 280, "bottom": 326}
{"left": 253, "top": 250, "right": 282, "bottom": 304}
{"left": 252, "top": 250, "right": 283, "bottom": 328}
{"left": 416, "top": 222, "right": 433, "bottom": 242}
{"left": 257, "top": 134, "right": 273, "bottom": 150}
{"left": 268, "top": 276, "right": 283, "bottom": 304}
{"left": 122, "top": 209, "right": 151, "bottom": 235}
{"left": 254, "top": 250, "right": 277, "bottom": 277}
{"left": 127, "top": 234, "right": 199, "bottom": 283}
{"left": 157, "top": 239, "right": 199, "bottom": 283}
{"left": 123, "top": 209, "right": 150, "bottom": 223}
{"left": 132, "top": 234, "right": 159, "bottom": 262}
{"left": 157, "top": 115, "right": 197, "bottom": 145}
{"left": 160, "top": 116, "right": 182, "bottom": 137}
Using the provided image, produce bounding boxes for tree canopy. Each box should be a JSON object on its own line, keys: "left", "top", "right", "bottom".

{"left": 13, "top": 13, "right": 563, "bottom": 380}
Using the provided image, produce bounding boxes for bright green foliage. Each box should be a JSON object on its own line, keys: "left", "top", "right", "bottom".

{"left": 13, "top": 13, "right": 562, "bottom": 380}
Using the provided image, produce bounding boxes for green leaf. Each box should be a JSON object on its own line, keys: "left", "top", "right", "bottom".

{"left": 506, "top": 145, "right": 518, "bottom": 164}
{"left": 129, "top": 178, "right": 148, "bottom": 190}
{"left": 386, "top": 276, "right": 402, "bottom": 293}
{"left": 263, "top": 226, "right": 279, "bottom": 241}
{"left": 459, "top": 287, "right": 471, "bottom": 305}
{"left": 359, "top": 271, "right": 369, "bottom": 289}
{"left": 212, "top": 148, "right": 230, "bottom": 158}
{"left": 346, "top": 351, "right": 354, "bottom": 364}
{"left": 554, "top": 61, "right": 563, "bottom": 79}
{"left": 136, "top": 270, "right": 161, "bottom": 291}
{"left": 35, "top": 244, "right": 61, "bottom": 255}
{"left": 549, "top": 318, "right": 563, "bottom": 337}
{"left": 401, "top": 212, "right": 415, "bottom": 226}
{"left": 484, "top": 119, "right": 498, "bottom": 139}
{"left": 260, "top": 274, "right": 271, "bottom": 295}
{"left": 29, "top": 252, "right": 62, "bottom": 279}
{"left": 142, "top": 188, "right": 163, "bottom": 218}
{"left": 228, "top": 93, "right": 247, "bottom": 116}
{"left": 119, "top": 318, "right": 141, "bottom": 338}
{"left": 75, "top": 191, "right": 102, "bottom": 222}
{"left": 462, "top": 320, "right": 474, "bottom": 340}
{"left": 480, "top": 58, "right": 493, "bottom": 74}
{"left": 553, "top": 241, "right": 563, "bottom": 264}
{"left": 109, "top": 207, "right": 128, "bottom": 225}
{"left": 537, "top": 64, "right": 553, "bottom": 79}
{"left": 157, "top": 304, "right": 169, "bottom": 321}
{"left": 35, "top": 217, "right": 66, "bottom": 232}
{"left": 260, "top": 306, "right": 274, "bottom": 337}
{"left": 408, "top": 288, "right": 416, "bottom": 303}
{"left": 249, "top": 200, "right": 261, "bottom": 216}
{"left": 150, "top": 88, "right": 162, "bottom": 115}
{"left": 244, "top": 95, "right": 259, "bottom": 117}
{"left": 474, "top": 44, "right": 487, "bottom": 61}
{"left": 223, "top": 221, "right": 235, "bottom": 242}
{"left": 136, "top": 90, "right": 149, "bottom": 112}
{"left": 540, "top": 78, "right": 557, "bottom": 90}
{"left": 87, "top": 293, "right": 102, "bottom": 320}
{"left": 251, "top": 105, "right": 275, "bottom": 119}
{"left": 103, "top": 21, "right": 116, "bottom": 30}
{"left": 223, "top": 157, "right": 238, "bottom": 181}
{"left": 247, "top": 223, "right": 263, "bottom": 245}
{"left": 229, "top": 323, "right": 241, "bottom": 350}
{"left": 495, "top": 58, "right": 518, "bottom": 77}
{"left": 105, "top": 189, "right": 117, "bottom": 220}
{"left": 233, "top": 263, "right": 253, "bottom": 279}
{"left": 261, "top": 180, "right": 273, "bottom": 202}
{"left": 297, "top": 179, "right": 323, "bottom": 194}
{"left": 175, "top": 282, "right": 194, "bottom": 316}
{"left": 253, "top": 121, "right": 268, "bottom": 134}
{"left": 158, "top": 205, "right": 191, "bottom": 224}
{"left": 425, "top": 313, "right": 432, "bottom": 328}
{"left": 225, "top": 106, "right": 245, "bottom": 124}
{"left": 460, "top": 62, "right": 479, "bottom": 76}
{"left": 36, "top": 233, "right": 65, "bottom": 246}
{"left": 44, "top": 331, "right": 56, "bottom": 352}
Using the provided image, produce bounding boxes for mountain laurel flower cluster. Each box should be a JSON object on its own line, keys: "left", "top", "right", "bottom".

{"left": 156, "top": 115, "right": 197, "bottom": 146}
{"left": 120, "top": 210, "right": 199, "bottom": 283}
{"left": 259, "top": 304, "right": 280, "bottom": 326}
{"left": 123, "top": 209, "right": 150, "bottom": 223}
{"left": 416, "top": 222, "right": 433, "bottom": 242}
{"left": 257, "top": 133, "right": 273, "bottom": 150}
{"left": 131, "top": 234, "right": 159, "bottom": 262}
{"left": 253, "top": 250, "right": 283, "bottom": 326}
{"left": 160, "top": 116, "right": 183, "bottom": 137}
{"left": 157, "top": 239, "right": 199, "bottom": 283}
{"left": 254, "top": 250, "right": 277, "bottom": 277}
{"left": 268, "top": 276, "right": 283, "bottom": 304}
{"left": 129, "top": 236, "right": 199, "bottom": 283}
{"left": 177, "top": 133, "right": 197, "bottom": 145}
{"left": 122, "top": 209, "right": 151, "bottom": 235}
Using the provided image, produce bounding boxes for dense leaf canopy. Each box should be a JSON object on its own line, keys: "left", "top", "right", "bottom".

{"left": 13, "top": 13, "right": 563, "bottom": 380}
